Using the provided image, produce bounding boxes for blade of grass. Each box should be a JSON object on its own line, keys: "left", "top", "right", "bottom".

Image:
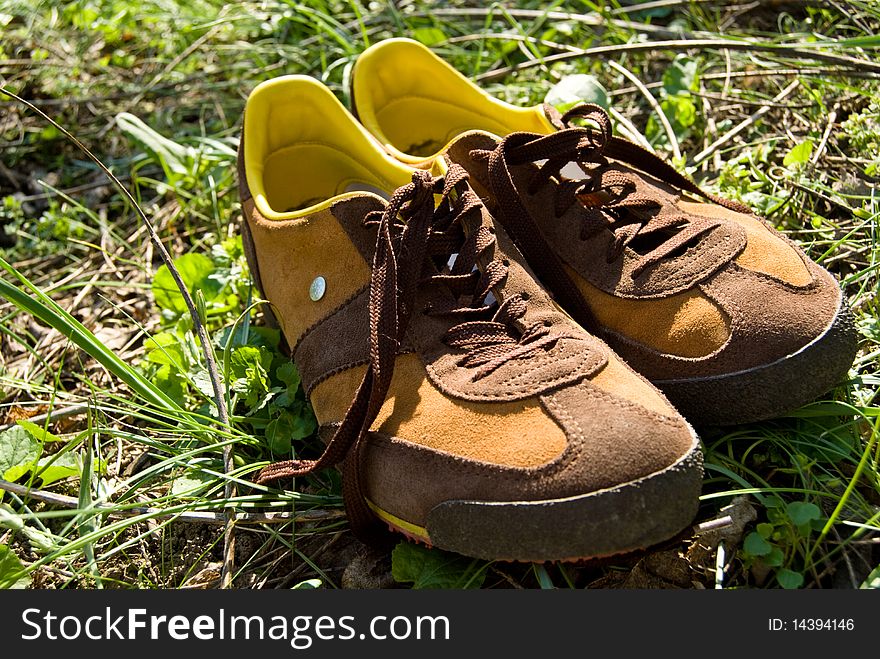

{"left": 76, "top": 417, "right": 101, "bottom": 588}
{"left": 0, "top": 86, "right": 238, "bottom": 588}
{"left": 0, "top": 261, "right": 178, "bottom": 413}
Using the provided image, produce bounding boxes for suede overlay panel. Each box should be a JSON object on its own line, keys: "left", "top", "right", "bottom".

{"left": 604, "top": 261, "right": 842, "bottom": 380}
{"left": 589, "top": 349, "right": 679, "bottom": 416}
{"left": 329, "top": 195, "right": 393, "bottom": 265}
{"left": 292, "top": 285, "right": 413, "bottom": 394}
{"left": 357, "top": 378, "right": 694, "bottom": 524}
{"left": 677, "top": 200, "right": 813, "bottom": 286}
{"left": 503, "top": 161, "right": 746, "bottom": 298}
{"left": 243, "top": 200, "right": 371, "bottom": 347}
{"left": 565, "top": 266, "right": 731, "bottom": 358}
{"left": 310, "top": 355, "right": 567, "bottom": 468}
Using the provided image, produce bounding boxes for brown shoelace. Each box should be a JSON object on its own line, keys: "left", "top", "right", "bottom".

{"left": 471, "top": 104, "right": 751, "bottom": 323}
{"left": 255, "top": 165, "right": 562, "bottom": 539}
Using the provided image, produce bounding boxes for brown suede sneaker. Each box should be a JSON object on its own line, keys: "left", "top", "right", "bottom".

{"left": 237, "top": 76, "right": 703, "bottom": 561}
{"left": 442, "top": 105, "right": 859, "bottom": 426}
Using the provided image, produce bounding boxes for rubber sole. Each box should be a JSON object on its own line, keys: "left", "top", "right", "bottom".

{"left": 655, "top": 296, "right": 858, "bottom": 427}
{"left": 372, "top": 436, "right": 703, "bottom": 562}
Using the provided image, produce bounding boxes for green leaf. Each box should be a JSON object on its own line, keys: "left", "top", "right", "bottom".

{"left": 0, "top": 544, "right": 31, "bottom": 589}
{"left": 0, "top": 425, "right": 40, "bottom": 482}
{"left": 151, "top": 363, "right": 186, "bottom": 404}
{"left": 764, "top": 546, "right": 785, "bottom": 568}
{"left": 412, "top": 27, "right": 446, "bottom": 47}
{"left": 776, "top": 569, "right": 804, "bottom": 590}
{"left": 170, "top": 469, "right": 214, "bottom": 498}
{"left": 534, "top": 564, "right": 555, "bottom": 589}
{"left": 665, "top": 95, "right": 696, "bottom": 130}
{"left": 265, "top": 413, "right": 293, "bottom": 455}
{"left": 33, "top": 452, "right": 80, "bottom": 486}
{"left": 152, "top": 253, "right": 222, "bottom": 315}
{"left": 277, "top": 361, "right": 301, "bottom": 393}
{"left": 545, "top": 74, "right": 609, "bottom": 112}
{"left": 231, "top": 345, "right": 273, "bottom": 411}
{"left": 116, "top": 112, "right": 193, "bottom": 179}
{"left": 16, "top": 419, "right": 62, "bottom": 443}
{"left": 743, "top": 531, "right": 772, "bottom": 557}
{"left": 144, "top": 332, "right": 188, "bottom": 367}
{"left": 646, "top": 95, "right": 696, "bottom": 145}
{"left": 292, "top": 578, "right": 322, "bottom": 589}
{"left": 783, "top": 140, "right": 814, "bottom": 167}
{"left": 860, "top": 565, "right": 880, "bottom": 589}
{"left": 786, "top": 501, "right": 821, "bottom": 526}
{"left": 663, "top": 55, "right": 699, "bottom": 96}
{"left": 289, "top": 406, "right": 317, "bottom": 440}
{"left": 756, "top": 522, "right": 775, "bottom": 539}
{"left": 190, "top": 368, "right": 216, "bottom": 401}
{"left": 391, "top": 541, "right": 486, "bottom": 589}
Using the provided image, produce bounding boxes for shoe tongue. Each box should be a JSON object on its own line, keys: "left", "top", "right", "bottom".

{"left": 343, "top": 181, "right": 392, "bottom": 199}
{"left": 598, "top": 162, "right": 680, "bottom": 205}
{"left": 443, "top": 131, "right": 498, "bottom": 198}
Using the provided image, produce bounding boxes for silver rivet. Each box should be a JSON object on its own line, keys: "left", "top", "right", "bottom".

{"left": 309, "top": 276, "right": 326, "bottom": 302}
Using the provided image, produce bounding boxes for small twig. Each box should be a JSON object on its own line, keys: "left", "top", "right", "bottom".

{"left": 0, "top": 478, "right": 343, "bottom": 525}
{"left": 811, "top": 103, "right": 840, "bottom": 166}
{"left": 0, "top": 405, "right": 88, "bottom": 433}
{"left": 475, "top": 40, "right": 880, "bottom": 83}
{"left": 691, "top": 79, "right": 800, "bottom": 165}
{"left": 609, "top": 67, "right": 880, "bottom": 98}
{"left": 609, "top": 0, "right": 719, "bottom": 15}
{"left": 0, "top": 87, "right": 237, "bottom": 587}
{"left": 426, "top": 7, "right": 718, "bottom": 41}
{"left": 690, "top": 89, "right": 816, "bottom": 109}
{"left": 607, "top": 108, "right": 655, "bottom": 152}
{"left": 694, "top": 515, "right": 734, "bottom": 535}
{"left": 830, "top": 525, "right": 861, "bottom": 589}
{"left": 607, "top": 60, "right": 681, "bottom": 161}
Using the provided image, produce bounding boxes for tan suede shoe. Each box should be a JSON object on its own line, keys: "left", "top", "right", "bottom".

{"left": 445, "top": 106, "right": 858, "bottom": 426}
{"left": 237, "top": 75, "right": 703, "bottom": 561}
{"left": 351, "top": 39, "right": 858, "bottom": 426}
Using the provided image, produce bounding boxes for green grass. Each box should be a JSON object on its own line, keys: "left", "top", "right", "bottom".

{"left": 0, "top": 0, "right": 878, "bottom": 589}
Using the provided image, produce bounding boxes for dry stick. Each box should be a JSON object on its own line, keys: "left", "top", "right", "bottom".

{"left": 610, "top": 67, "right": 880, "bottom": 97}
{"left": 428, "top": 7, "right": 717, "bottom": 40}
{"left": 691, "top": 79, "right": 801, "bottom": 166}
{"left": 608, "top": 0, "right": 720, "bottom": 15}
{"left": 0, "top": 478, "right": 343, "bottom": 525}
{"left": 607, "top": 60, "right": 682, "bottom": 162}
{"left": 0, "top": 405, "right": 88, "bottom": 433}
{"left": 607, "top": 108, "right": 655, "bottom": 152}
{"left": 475, "top": 40, "right": 880, "bottom": 83}
{"left": 436, "top": 5, "right": 878, "bottom": 68}
{"left": 811, "top": 104, "right": 840, "bottom": 166}
{"left": 0, "top": 87, "right": 238, "bottom": 589}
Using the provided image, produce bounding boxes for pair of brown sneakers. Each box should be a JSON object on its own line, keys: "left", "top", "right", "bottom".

{"left": 237, "top": 41, "right": 857, "bottom": 562}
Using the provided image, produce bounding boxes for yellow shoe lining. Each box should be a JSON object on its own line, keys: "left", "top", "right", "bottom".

{"left": 354, "top": 38, "right": 554, "bottom": 163}
{"left": 243, "top": 75, "right": 414, "bottom": 220}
